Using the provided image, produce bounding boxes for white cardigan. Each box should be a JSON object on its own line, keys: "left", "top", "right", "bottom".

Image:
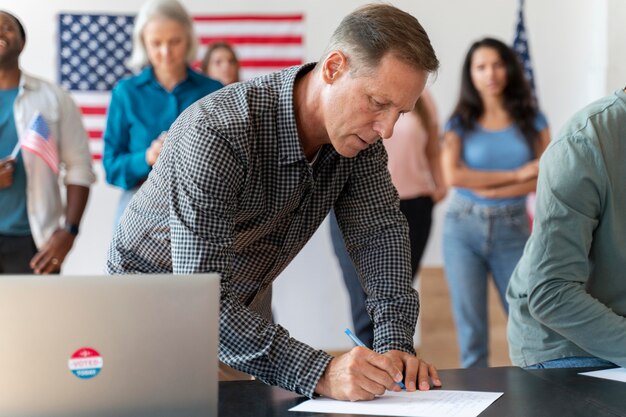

{"left": 13, "top": 72, "right": 95, "bottom": 247}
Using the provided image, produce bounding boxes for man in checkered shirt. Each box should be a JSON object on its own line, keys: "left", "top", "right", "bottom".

{"left": 107, "top": 3, "right": 441, "bottom": 401}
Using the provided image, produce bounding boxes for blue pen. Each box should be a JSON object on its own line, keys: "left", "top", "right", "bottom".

{"left": 344, "top": 328, "right": 407, "bottom": 390}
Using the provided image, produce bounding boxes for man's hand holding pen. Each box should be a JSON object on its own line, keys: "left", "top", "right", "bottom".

{"left": 314, "top": 329, "right": 442, "bottom": 401}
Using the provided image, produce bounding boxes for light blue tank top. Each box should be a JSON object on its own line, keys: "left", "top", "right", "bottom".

{"left": 445, "top": 113, "right": 548, "bottom": 206}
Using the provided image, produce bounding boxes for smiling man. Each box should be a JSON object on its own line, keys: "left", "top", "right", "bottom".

{"left": 0, "top": 10, "right": 94, "bottom": 274}
{"left": 107, "top": 3, "right": 440, "bottom": 400}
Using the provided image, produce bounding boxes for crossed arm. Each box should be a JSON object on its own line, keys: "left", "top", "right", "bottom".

{"left": 441, "top": 127, "right": 550, "bottom": 198}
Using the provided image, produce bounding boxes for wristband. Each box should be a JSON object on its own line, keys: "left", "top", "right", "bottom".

{"left": 64, "top": 223, "right": 79, "bottom": 236}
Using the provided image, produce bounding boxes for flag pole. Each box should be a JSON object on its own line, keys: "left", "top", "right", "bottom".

{"left": 10, "top": 141, "right": 21, "bottom": 159}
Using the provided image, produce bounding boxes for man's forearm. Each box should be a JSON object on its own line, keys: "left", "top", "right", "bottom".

{"left": 65, "top": 184, "right": 90, "bottom": 227}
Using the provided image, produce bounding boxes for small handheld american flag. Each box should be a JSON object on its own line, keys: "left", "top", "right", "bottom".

{"left": 21, "top": 112, "right": 60, "bottom": 174}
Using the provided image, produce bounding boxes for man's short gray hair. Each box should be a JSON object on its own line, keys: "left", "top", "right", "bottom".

{"left": 127, "top": 0, "right": 197, "bottom": 72}
{"left": 321, "top": 3, "right": 439, "bottom": 77}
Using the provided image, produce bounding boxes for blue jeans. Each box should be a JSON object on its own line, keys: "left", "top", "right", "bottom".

{"left": 525, "top": 356, "right": 617, "bottom": 369}
{"left": 443, "top": 194, "right": 529, "bottom": 368}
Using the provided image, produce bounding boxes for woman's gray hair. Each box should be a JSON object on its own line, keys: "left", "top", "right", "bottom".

{"left": 127, "top": 0, "right": 198, "bottom": 72}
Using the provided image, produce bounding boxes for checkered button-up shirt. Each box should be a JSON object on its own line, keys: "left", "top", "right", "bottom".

{"left": 106, "top": 64, "right": 419, "bottom": 397}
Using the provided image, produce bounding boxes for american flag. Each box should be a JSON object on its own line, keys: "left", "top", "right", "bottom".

{"left": 512, "top": 0, "right": 536, "bottom": 96}
{"left": 21, "top": 112, "right": 60, "bottom": 174}
{"left": 58, "top": 13, "right": 305, "bottom": 160}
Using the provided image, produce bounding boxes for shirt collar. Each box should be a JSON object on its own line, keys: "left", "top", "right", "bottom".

{"left": 18, "top": 71, "right": 39, "bottom": 92}
{"left": 134, "top": 66, "right": 201, "bottom": 89}
{"left": 276, "top": 62, "right": 317, "bottom": 166}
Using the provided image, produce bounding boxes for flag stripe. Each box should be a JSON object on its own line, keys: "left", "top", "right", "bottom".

{"left": 193, "top": 15, "right": 303, "bottom": 22}
{"left": 23, "top": 142, "right": 57, "bottom": 164}
{"left": 194, "top": 22, "right": 305, "bottom": 37}
{"left": 22, "top": 144, "right": 58, "bottom": 167}
{"left": 210, "top": 44, "right": 304, "bottom": 59}
{"left": 239, "top": 59, "right": 303, "bottom": 68}
{"left": 199, "top": 35, "right": 303, "bottom": 45}
{"left": 80, "top": 106, "right": 107, "bottom": 115}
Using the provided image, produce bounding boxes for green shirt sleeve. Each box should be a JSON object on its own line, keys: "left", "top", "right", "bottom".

{"left": 525, "top": 136, "right": 626, "bottom": 367}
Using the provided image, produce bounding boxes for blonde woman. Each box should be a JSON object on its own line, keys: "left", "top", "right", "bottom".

{"left": 103, "top": 0, "right": 222, "bottom": 224}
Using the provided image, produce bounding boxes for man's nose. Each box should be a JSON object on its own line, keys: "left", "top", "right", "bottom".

{"left": 375, "top": 113, "right": 399, "bottom": 140}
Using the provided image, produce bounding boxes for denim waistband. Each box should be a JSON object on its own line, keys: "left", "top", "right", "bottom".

{"left": 447, "top": 194, "right": 527, "bottom": 217}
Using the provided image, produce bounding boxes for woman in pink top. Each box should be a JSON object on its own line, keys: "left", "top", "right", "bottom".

{"left": 330, "top": 91, "right": 446, "bottom": 348}
{"left": 384, "top": 91, "right": 446, "bottom": 274}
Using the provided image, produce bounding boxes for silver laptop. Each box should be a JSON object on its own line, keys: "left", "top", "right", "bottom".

{"left": 0, "top": 273, "right": 220, "bottom": 417}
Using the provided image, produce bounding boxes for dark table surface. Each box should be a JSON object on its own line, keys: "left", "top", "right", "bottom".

{"left": 219, "top": 366, "right": 626, "bottom": 417}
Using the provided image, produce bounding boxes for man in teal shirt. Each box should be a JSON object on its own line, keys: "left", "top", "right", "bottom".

{"left": 507, "top": 87, "right": 626, "bottom": 369}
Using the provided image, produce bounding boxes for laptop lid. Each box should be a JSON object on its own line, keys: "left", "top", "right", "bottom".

{"left": 0, "top": 274, "right": 219, "bottom": 417}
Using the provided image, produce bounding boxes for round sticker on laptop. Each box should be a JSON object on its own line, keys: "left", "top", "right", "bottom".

{"left": 68, "top": 348, "right": 103, "bottom": 379}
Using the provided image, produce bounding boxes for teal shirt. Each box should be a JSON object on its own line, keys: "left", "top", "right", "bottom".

{"left": 507, "top": 89, "right": 626, "bottom": 368}
{"left": 103, "top": 67, "right": 222, "bottom": 190}
{"left": 0, "top": 87, "right": 30, "bottom": 235}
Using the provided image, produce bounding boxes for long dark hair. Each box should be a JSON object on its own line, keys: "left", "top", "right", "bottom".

{"left": 451, "top": 37, "right": 539, "bottom": 152}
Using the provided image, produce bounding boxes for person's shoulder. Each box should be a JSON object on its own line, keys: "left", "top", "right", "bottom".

{"left": 112, "top": 68, "right": 152, "bottom": 92}
{"left": 557, "top": 91, "right": 624, "bottom": 143}
{"left": 193, "top": 65, "right": 305, "bottom": 125}
{"left": 187, "top": 69, "right": 223, "bottom": 93}
{"left": 21, "top": 72, "right": 73, "bottom": 101}
{"left": 444, "top": 115, "right": 464, "bottom": 135}
{"left": 543, "top": 95, "right": 619, "bottom": 166}
{"left": 190, "top": 83, "right": 257, "bottom": 137}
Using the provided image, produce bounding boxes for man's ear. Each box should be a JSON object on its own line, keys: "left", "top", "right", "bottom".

{"left": 321, "top": 50, "right": 347, "bottom": 85}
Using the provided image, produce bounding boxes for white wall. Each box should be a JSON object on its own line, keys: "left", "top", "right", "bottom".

{"left": 5, "top": 0, "right": 619, "bottom": 350}
{"left": 607, "top": 0, "right": 626, "bottom": 90}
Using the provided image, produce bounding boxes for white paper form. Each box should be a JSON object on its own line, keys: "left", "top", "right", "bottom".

{"left": 290, "top": 389, "right": 503, "bottom": 417}
{"left": 579, "top": 367, "right": 626, "bottom": 383}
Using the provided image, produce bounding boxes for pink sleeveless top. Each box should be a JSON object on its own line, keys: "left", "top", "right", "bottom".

{"left": 383, "top": 91, "right": 438, "bottom": 200}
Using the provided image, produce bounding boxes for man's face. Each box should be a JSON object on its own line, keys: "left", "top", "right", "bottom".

{"left": 321, "top": 53, "right": 427, "bottom": 158}
{"left": 0, "top": 13, "right": 24, "bottom": 65}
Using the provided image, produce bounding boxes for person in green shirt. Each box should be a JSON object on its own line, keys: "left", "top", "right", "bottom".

{"left": 507, "top": 87, "right": 626, "bottom": 369}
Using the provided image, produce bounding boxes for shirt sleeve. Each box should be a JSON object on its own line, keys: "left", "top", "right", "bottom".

{"left": 57, "top": 88, "right": 96, "bottom": 186}
{"left": 525, "top": 136, "right": 626, "bottom": 366}
{"left": 443, "top": 115, "right": 464, "bottom": 137}
{"left": 102, "top": 83, "right": 152, "bottom": 190}
{"left": 333, "top": 142, "right": 418, "bottom": 355}
{"left": 166, "top": 121, "right": 332, "bottom": 398}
